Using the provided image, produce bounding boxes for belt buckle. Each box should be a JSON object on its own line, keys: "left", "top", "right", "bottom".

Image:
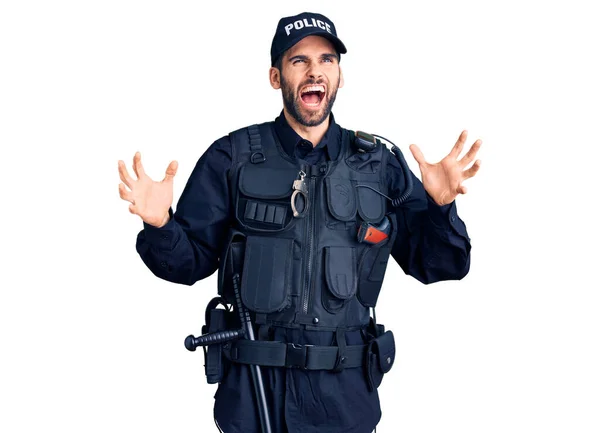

{"left": 286, "top": 343, "right": 309, "bottom": 369}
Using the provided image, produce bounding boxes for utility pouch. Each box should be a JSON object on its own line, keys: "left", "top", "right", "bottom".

{"left": 365, "top": 330, "right": 396, "bottom": 392}
{"left": 236, "top": 163, "right": 298, "bottom": 232}
{"left": 321, "top": 246, "right": 357, "bottom": 313}
{"left": 241, "top": 236, "right": 293, "bottom": 313}
{"left": 202, "top": 297, "right": 234, "bottom": 384}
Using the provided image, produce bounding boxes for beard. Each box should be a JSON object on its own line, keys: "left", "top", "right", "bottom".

{"left": 280, "top": 74, "right": 340, "bottom": 127}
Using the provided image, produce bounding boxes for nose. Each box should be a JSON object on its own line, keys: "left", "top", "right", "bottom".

{"left": 306, "top": 63, "right": 323, "bottom": 81}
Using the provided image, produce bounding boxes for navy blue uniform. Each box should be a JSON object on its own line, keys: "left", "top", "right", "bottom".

{"left": 136, "top": 112, "right": 471, "bottom": 433}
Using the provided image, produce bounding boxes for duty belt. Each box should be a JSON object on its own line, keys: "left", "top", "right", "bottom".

{"left": 222, "top": 340, "right": 367, "bottom": 370}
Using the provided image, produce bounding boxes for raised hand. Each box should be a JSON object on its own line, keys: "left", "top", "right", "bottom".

{"left": 409, "top": 130, "right": 482, "bottom": 206}
{"left": 118, "top": 152, "right": 178, "bottom": 227}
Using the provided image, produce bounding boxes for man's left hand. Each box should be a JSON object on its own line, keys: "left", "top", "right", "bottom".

{"left": 409, "top": 130, "right": 482, "bottom": 206}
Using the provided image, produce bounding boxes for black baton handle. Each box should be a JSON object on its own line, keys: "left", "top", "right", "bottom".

{"left": 184, "top": 329, "right": 244, "bottom": 351}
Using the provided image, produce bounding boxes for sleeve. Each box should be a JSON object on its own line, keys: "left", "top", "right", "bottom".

{"left": 386, "top": 152, "right": 472, "bottom": 285}
{"left": 135, "top": 136, "right": 233, "bottom": 286}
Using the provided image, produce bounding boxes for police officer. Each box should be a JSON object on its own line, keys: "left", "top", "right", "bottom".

{"left": 118, "top": 11, "right": 482, "bottom": 433}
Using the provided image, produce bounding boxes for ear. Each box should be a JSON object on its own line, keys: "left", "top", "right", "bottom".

{"left": 339, "top": 66, "right": 344, "bottom": 89}
{"left": 269, "top": 67, "right": 281, "bottom": 90}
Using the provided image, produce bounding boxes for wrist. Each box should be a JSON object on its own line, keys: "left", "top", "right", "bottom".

{"left": 157, "top": 212, "right": 170, "bottom": 228}
{"left": 144, "top": 210, "right": 171, "bottom": 229}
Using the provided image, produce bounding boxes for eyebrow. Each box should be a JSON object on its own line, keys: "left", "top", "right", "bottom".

{"left": 288, "top": 55, "right": 309, "bottom": 63}
{"left": 288, "top": 53, "right": 338, "bottom": 62}
{"left": 321, "top": 53, "right": 338, "bottom": 61}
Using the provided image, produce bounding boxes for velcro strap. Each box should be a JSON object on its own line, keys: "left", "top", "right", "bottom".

{"left": 222, "top": 340, "right": 367, "bottom": 370}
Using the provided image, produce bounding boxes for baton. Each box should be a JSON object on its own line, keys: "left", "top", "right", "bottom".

{"left": 232, "top": 273, "right": 272, "bottom": 433}
{"left": 185, "top": 274, "right": 273, "bottom": 433}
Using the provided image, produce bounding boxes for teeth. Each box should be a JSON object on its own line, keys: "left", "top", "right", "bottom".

{"left": 302, "top": 85, "right": 325, "bottom": 94}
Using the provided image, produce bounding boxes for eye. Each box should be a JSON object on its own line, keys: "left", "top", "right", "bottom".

{"left": 292, "top": 59, "right": 306, "bottom": 65}
{"left": 323, "top": 57, "right": 333, "bottom": 63}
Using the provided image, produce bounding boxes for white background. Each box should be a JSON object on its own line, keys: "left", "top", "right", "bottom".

{"left": 1, "top": 1, "right": 598, "bottom": 432}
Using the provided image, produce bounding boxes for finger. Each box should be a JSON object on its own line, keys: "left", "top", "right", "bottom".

{"left": 163, "top": 160, "right": 178, "bottom": 182}
{"left": 450, "top": 130, "right": 468, "bottom": 158}
{"left": 118, "top": 183, "right": 134, "bottom": 204}
{"left": 457, "top": 185, "right": 468, "bottom": 194}
{"left": 462, "top": 159, "right": 482, "bottom": 180}
{"left": 118, "top": 160, "right": 135, "bottom": 188}
{"left": 132, "top": 151, "right": 146, "bottom": 179}
{"left": 459, "top": 139, "right": 482, "bottom": 168}
{"left": 409, "top": 144, "right": 427, "bottom": 166}
{"left": 129, "top": 203, "right": 137, "bottom": 214}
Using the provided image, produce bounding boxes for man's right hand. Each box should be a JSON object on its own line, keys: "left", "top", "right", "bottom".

{"left": 118, "top": 152, "right": 178, "bottom": 228}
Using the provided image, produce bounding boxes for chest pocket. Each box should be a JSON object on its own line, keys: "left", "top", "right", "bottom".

{"left": 325, "top": 176, "right": 386, "bottom": 225}
{"left": 236, "top": 163, "right": 298, "bottom": 232}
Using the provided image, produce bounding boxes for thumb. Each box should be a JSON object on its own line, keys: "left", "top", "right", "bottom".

{"left": 163, "top": 160, "right": 178, "bottom": 182}
{"left": 409, "top": 144, "right": 427, "bottom": 166}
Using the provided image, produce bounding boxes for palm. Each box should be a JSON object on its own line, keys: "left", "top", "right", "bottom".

{"left": 409, "top": 130, "right": 482, "bottom": 206}
{"left": 118, "top": 152, "right": 178, "bottom": 227}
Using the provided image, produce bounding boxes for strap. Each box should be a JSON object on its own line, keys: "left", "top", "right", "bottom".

{"left": 204, "top": 296, "right": 230, "bottom": 327}
{"left": 248, "top": 124, "right": 266, "bottom": 163}
{"left": 222, "top": 339, "right": 367, "bottom": 370}
{"left": 258, "top": 324, "right": 272, "bottom": 341}
{"left": 332, "top": 328, "right": 348, "bottom": 372}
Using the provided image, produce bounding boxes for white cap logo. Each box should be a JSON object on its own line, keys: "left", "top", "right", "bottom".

{"left": 284, "top": 17, "right": 332, "bottom": 36}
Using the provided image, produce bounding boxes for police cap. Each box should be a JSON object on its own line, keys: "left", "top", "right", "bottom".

{"left": 270, "top": 12, "right": 347, "bottom": 66}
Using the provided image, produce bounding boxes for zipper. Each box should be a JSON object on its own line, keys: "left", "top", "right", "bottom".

{"left": 301, "top": 168, "right": 316, "bottom": 315}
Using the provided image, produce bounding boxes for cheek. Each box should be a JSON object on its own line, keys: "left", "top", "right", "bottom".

{"left": 328, "top": 74, "right": 341, "bottom": 92}
{"left": 282, "top": 68, "right": 302, "bottom": 85}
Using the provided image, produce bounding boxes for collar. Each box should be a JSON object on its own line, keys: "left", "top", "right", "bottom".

{"left": 273, "top": 110, "right": 341, "bottom": 161}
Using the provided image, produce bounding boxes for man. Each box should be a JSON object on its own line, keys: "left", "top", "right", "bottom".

{"left": 118, "top": 11, "right": 481, "bottom": 433}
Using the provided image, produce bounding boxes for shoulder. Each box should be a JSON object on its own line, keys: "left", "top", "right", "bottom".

{"left": 226, "top": 120, "right": 277, "bottom": 162}
{"left": 227, "top": 120, "right": 275, "bottom": 139}
{"left": 338, "top": 126, "right": 396, "bottom": 155}
{"left": 201, "top": 120, "right": 275, "bottom": 157}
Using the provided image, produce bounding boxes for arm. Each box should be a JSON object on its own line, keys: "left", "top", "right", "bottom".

{"left": 389, "top": 162, "right": 471, "bottom": 284}
{"left": 388, "top": 130, "right": 482, "bottom": 284}
{"left": 134, "top": 136, "right": 233, "bottom": 286}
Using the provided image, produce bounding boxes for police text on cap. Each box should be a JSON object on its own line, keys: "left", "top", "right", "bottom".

{"left": 284, "top": 18, "right": 332, "bottom": 36}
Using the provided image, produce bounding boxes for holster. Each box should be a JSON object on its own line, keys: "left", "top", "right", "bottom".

{"left": 202, "top": 297, "right": 235, "bottom": 384}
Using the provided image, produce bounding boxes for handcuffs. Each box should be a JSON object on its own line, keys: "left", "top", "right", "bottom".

{"left": 291, "top": 170, "right": 308, "bottom": 218}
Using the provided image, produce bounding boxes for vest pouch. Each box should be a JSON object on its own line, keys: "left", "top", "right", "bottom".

{"left": 366, "top": 330, "right": 396, "bottom": 392}
{"left": 321, "top": 246, "right": 357, "bottom": 314}
{"left": 237, "top": 163, "right": 298, "bottom": 232}
{"left": 325, "top": 177, "right": 357, "bottom": 222}
{"left": 357, "top": 244, "right": 392, "bottom": 308}
{"left": 241, "top": 236, "right": 293, "bottom": 314}
{"left": 354, "top": 180, "right": 386, "bottom": 223}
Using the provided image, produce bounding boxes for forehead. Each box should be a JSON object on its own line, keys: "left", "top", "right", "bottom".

{"left": 284, "top": 35, "right": 337, "bottom": 59}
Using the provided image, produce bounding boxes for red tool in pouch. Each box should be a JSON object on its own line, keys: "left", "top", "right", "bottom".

{"left": 357, "top": 217, "right": 390, "bottom": 245}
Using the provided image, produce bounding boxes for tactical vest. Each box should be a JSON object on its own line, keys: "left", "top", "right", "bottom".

{"left": 184, "top": 121, "right": 402, "bottom": 390}
{"left": 217, "top": 121, "right": 397, "bottom": 331}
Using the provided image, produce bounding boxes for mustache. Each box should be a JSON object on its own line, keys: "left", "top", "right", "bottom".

{"left": 298, "top": 79, "right": 326, "bottom": 89}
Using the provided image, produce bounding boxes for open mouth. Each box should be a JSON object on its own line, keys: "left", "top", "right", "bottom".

{"left": 300, "top": 85, "right": 325, "bottom": 108}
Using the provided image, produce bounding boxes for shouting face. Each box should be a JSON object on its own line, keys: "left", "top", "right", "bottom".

{"left": 270, "top": 35, "right": 344, "bottom": 127}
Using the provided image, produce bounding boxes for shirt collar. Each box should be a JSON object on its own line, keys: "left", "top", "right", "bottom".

{"left": 273, "top": 110, "right": 341, "bottom": 161}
